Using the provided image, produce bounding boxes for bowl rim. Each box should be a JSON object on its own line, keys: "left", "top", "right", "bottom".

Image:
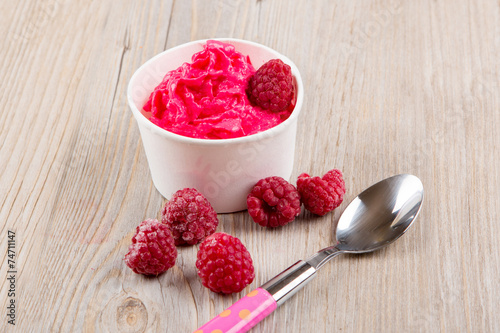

{"left": 127, "top": 38, "right": 304, "bottom": 146}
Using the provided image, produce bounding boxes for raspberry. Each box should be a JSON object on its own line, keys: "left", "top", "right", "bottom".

{"left": 246, "top": 59, "right": 294, "bottom": 112}
{"left": 247, "top": 176, "right": 301, "bottom": 227}
{"left": 297, "top": 169, "right": 346, "bottom": 216}
{"left": 161, "top": 188, "right": 218, "bottom": 246}
{"left": 196, "top": 233, "right": 255, "bottom": 294}
{"left": 124, "top": 219, "right": 177, "bottom": 275}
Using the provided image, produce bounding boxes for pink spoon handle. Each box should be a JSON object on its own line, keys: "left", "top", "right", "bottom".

{"left": 194, "top": 288, "right": 277, "bottom": 333}
{"left": 195, "top": 260, "right": 318, "bottom": 332}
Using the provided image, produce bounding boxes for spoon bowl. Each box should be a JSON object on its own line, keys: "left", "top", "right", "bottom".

{"left": 336, "top": 174, "right": 424, "bottom": 253}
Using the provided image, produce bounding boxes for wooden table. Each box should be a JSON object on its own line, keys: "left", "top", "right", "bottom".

{"left": 1, "top": 1, "right": 499, "bottom": 332}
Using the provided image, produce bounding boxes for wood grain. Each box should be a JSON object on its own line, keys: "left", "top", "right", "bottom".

{"left": 1, "top": 0, "right": 499, "bottom": 332}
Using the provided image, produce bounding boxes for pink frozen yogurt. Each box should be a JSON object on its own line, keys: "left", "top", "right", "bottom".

{"left": 143, "top": 40, "right": 294, "bottom": 139}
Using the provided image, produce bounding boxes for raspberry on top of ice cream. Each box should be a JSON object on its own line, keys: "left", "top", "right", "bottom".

{"left": 143, "top": 40, "right": 294, "bottom": 139}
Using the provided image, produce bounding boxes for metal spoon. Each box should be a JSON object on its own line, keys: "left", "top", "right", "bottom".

{"left": 196, "top": 174, "right": 424, "bottom": 333}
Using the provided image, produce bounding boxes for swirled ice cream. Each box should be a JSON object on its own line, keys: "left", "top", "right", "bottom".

{"left": 143, "top": 40, "right": 294, "bottom": 139}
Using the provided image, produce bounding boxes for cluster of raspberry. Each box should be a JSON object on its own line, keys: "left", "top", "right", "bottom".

{"left": 123, "top": 169, "right": 345, "bottom": 295}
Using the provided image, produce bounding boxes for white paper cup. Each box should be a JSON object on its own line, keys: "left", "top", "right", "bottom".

{"left": 127, "top": 38, "right": 303, "bottom": 213}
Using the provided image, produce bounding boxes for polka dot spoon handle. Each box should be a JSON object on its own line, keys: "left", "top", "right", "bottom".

{"left": 195, "top": 288, "right": 278, "bottom": 333}
{"left": 195, "top": 259, "right": 317, "bottom": 332}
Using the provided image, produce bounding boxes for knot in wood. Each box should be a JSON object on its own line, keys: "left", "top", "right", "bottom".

{"left": 116, "top": 297, "right": 148, "bottom": 333}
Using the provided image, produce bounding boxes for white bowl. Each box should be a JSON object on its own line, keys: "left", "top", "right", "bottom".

{"left": 127, "top": 38, "right": 303, "bottom": 213}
